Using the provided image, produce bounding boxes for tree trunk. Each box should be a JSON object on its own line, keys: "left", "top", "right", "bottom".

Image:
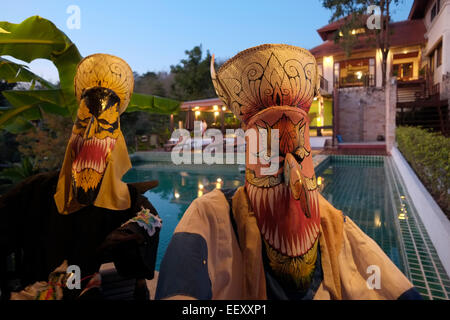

{"left": 382, "top": 49, "right": 389, "bottom": 87}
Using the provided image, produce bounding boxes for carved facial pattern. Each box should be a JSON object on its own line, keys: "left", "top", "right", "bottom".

{"left": 69, "top": 86, "right": 121, "bottom": 205}
{"left": 245, "top": 107, "right": 320, "bottom": 257}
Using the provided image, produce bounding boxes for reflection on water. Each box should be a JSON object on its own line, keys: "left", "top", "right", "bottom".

{"left": 123, "top": 163, "right": 245, "bottom": 270}
{"left": 123, "top": 159, "right": 405, "bottom": 274}
{"left": 316, "top": 160, "right": 406, "bottom": 273}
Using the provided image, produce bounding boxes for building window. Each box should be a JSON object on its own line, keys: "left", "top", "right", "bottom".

{"left": 393, "top": 63, "right": 413, "bottom": 80}
{"left": 430, "top": 0, "right": 440, "bottom": 22}
{"left": 334, "top": 62, "right": 340, "bottom": 87}
{"left": 436, "top": 42, "right": 442, "bottom": 67}
{"left": 336, "top": 58, "right": 375, "bottom": 87}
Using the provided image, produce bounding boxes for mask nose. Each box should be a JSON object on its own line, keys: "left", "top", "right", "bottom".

{"left": 84, "top": 117, "right": 97, "bottom": 140}
{"left": 284, "top": 153, "right": 312, "bottom": 217}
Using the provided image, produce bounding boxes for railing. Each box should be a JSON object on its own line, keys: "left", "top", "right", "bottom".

{"left": 333, "top": 74, "right": 375, "bottom": 89}
{"left": 319, "top": 75, "right": 328, "bottom": 92}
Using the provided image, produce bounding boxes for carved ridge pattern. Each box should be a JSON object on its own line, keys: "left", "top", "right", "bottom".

{"left": 74, "top": 54, "right": 134, "bottom": 114}
{"left": 212, "top": 44, "right": 318, "bottom": 124}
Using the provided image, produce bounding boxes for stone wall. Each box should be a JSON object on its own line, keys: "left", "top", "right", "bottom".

{"left": 337, "top": 87, "right": 387, "bottom": 142}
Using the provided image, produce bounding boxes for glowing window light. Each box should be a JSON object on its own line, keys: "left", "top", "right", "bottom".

{"left": 213, "top": 105, "right": 218, "bottom": 111}
{"left": 222, "top": 106, "right": 227, "bottom": 111}
{"left": 214, "top": 111, "right": 220, "bottom": 117}
{"left": 195, "top": 111, "right": 201, "bottom": 117}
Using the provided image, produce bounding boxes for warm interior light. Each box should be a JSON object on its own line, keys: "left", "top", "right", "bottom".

{"left": 356, "top": 71, "right": 363, "bottom": 79}
{"left": 198, "top": 183, "right": 204, "bottom": 190}
{"left": 324, "top": 56, "right": 333, "bottom": 66}
{"left": 222, "top": 106, "right": 227, "bottom": 111}
{"left": 214, "top": 111, "right": 220, "bottom": 117}
{"left": 217, "top": 178, "right": 222, "bottom": 183}
{"left": 339, "top": 31, "right": 343, "bottom": 37}
{"left": 317, "top": 176, "right": 322, "bottom": 185}
{"left": 317, "top": 117, "right": 323, "bottom": 126}
{"left": 174, "top": 192, "right": 180, "bottom": 199}
{"left": 213, "top": 105, "right": 218, "bottom": 111}
{"left": 198, "top": 190, "right": 203, "bottom": 197}
{"left": 194, "top": 106, "right": 199, "bottom": 110}
{"left": 195, "top": 111, "right": 201, "bottom": 117}
{"left": 313, "top": 97, "right": 318, "bottom": 101}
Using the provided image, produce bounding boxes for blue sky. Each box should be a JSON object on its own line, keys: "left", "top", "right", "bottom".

{"left": 2, "top": 0, "right": 413, "bottom": 83}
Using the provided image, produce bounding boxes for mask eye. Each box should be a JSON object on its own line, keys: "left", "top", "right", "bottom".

{"left": 98, "top": 119, "right": 113, "bottom": 130}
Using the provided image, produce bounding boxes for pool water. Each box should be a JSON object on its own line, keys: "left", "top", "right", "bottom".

{"left": 315, "top": 157, "right": 406, "bottom": 273}
{"left": 124, "top": 156, "right": 450, "bottom": 299}
{"left": 123, "top": 162, "right": 245, "bottom": 271}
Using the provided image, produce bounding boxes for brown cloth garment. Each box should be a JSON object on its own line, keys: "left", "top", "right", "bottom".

{"left": 0, "top": 171, "right": 158, "bottom": 300}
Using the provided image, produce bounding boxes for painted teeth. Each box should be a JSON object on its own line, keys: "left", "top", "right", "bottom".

{"left": 274, "top": 227, "right": 279, "bottom": 250}
{"left": 268, "top": 188, "right": 274, "bottom": 215}
{"left": 286, "top": 239, "right": 292, "bottom": 256}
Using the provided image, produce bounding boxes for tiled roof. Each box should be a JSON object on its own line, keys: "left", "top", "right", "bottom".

{"left": 311, "top": 19, "right": 426, "bottom": 58}
{"left": 180, "top": 97, "right": 223, "bottom": 110}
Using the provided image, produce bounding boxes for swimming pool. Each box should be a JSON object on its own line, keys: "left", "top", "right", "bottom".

{"left": 124, "top": 156, "right": 450, "bottom": 299}
{"left": 123, "top": 162, "right": 245, "bottom": 271}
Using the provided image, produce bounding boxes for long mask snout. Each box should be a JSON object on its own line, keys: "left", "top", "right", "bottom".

{"left": 245, "top": 107, "right": 320, "bottom": 257}
{"left": 71, "top": 87, "right": 121, "bottom": 205}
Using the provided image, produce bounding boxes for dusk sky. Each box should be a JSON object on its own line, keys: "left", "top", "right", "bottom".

{"left": 2, "top": 0, "right": 413, "bottom": 83}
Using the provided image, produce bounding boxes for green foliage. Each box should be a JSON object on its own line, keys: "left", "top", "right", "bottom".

{"left": 170, "top": 45, "right": 217, "bottom": 101}
{"left": 0, "top": 16, "right": 82, "bottom": 127}
{"left": 0, "top": 58, "right": 55, "bottom": 89}
{"left": 127, "top": 93, "right": 179, "bottom": 115}
{"left": 15, "top": 112, "right": 73, "bottom": 171}
{"left": 396, "top": 126, "right": 450, "bottom": 217}
{"left": 0, "top": 16, "right": 180, "bottom": 134}
{"left": 0, "top": 156, "right": 39, "bottom": 184}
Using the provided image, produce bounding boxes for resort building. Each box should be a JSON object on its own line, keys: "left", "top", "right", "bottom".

{"left": 179, "top": 0, "right": 449, "bottom": 151}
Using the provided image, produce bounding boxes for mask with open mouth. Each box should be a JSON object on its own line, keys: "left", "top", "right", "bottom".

{"left": 211, "top": 44, "right": 321, "bottom": 288}
{"left": 54, "top": 54, "right": 134, "bottom": 214}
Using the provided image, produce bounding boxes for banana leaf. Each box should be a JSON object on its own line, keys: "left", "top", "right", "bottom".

{"left": 128, "top": 93, "right": 180, "bottom": 115}
{"left": 0, "top": 57, "right": 55, "bottom": 89}
{"left": 0, "top": 16, "right": 180, "bottom": 133}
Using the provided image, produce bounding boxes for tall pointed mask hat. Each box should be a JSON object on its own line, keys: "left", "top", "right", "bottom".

{"left": 211, "top": 44, "right": 321, "bottom": 259}
{"left": 54, "top": 54, "right": 134, "bottom": 214}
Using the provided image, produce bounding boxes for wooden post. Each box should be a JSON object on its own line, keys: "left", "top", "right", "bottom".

{"left": 221, "top": 109, "right": 225, "bottom": 134}
{"left": 170, "top": 114, "right": 174, "bottom": 133}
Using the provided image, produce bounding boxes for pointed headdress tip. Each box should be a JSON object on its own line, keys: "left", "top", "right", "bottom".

{"left": 74, "top": 53, "right": 134, "bottom": 114}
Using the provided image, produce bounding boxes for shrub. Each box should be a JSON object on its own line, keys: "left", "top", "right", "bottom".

{"left": 396, "top": 126, "right": 450, "bottom": 217}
